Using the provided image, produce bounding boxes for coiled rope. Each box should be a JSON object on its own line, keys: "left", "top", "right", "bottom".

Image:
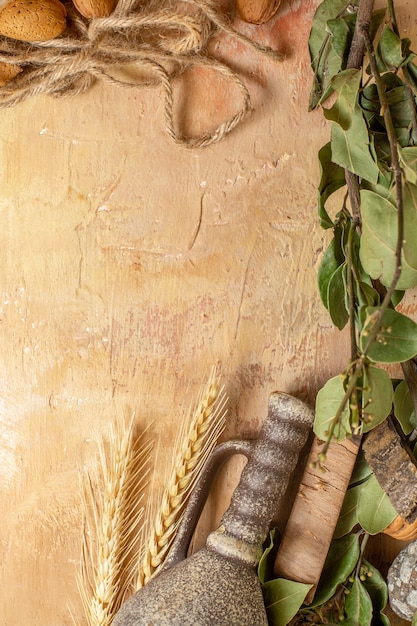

{"left": 0, "top": 0, "right": 283, "bottom": 146}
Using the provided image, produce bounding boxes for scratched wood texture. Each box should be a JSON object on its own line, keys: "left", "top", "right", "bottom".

{"left": 0, "top": 1, "right": 415, "bottom": 624}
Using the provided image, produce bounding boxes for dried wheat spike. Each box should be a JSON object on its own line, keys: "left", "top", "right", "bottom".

{"left": 136, "top": 367, "right": 227, "bottom": 589}
{"left": 78, "top": 413, "right": 152, "bottom": 626}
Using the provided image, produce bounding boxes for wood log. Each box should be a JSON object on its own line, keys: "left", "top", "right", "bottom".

{"left": 363, "top": 419, "right": 417, "bottom": 523}
{"left": 274, "top": 435, "right": 361, "bottom": 604}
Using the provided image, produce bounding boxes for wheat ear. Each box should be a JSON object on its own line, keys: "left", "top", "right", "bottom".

{"left": 136, "top": 366, "right": 227, "bottom": 588}
{"left": 78, "top": 414, "right": 152, "bottom": 626}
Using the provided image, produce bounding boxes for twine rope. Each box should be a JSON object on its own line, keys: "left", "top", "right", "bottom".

{"left": 0, "top": 0, "right": 283, "bottom": 146}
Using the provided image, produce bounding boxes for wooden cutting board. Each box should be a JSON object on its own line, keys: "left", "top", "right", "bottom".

{"left": 0, "top": 1, "right": 415, "bottom": 623}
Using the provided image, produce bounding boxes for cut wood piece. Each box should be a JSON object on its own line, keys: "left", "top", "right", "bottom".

{"left": 273, "top": 435, "right": 361, "bottom": 604}
{"left": 383, "top": 514, "right": 417, "bottom": 542}
{"left": 363, "top": 418, "right": 417, "bottom": 523}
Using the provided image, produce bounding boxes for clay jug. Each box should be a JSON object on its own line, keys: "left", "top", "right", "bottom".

{"left": 113, "top": 392, "right": 314, "bottom": 626}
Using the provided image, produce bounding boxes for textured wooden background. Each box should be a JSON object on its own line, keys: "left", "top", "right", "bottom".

{"left": 0, "top": 0, "right": 415, "bottom": 623}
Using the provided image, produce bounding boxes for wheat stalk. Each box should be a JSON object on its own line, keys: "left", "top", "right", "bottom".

{"left": 78, "top": 413, "right": 152, "bottom": 626}
{"left": 136, "top": 366, "right": 227, "bottom": 588}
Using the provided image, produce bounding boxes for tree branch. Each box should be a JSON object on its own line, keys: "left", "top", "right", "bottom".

{"left": 345, "top": 0, "right": 375, "bottom": 224}
{"left": 347, "top": 0, "right": 375, "bottom": 70}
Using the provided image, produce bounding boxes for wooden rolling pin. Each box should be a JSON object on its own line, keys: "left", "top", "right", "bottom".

{"left": 274, "top": 435, "right": 361, "bottom": 604}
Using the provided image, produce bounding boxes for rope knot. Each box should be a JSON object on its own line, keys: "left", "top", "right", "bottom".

{"left": 0, "top": 0, "right": 283, "bottom": 146}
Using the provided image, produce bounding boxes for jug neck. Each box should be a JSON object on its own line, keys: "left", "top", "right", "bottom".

{"left": 206, "top": 393, "right": 313, "bottom": 567}
{"left": 206, "top": 525, "right": 262, "bottom": 566}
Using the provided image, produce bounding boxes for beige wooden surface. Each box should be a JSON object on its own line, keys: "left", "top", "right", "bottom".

{"left": 0, "top": 1, "right": 416, "bottom": 624}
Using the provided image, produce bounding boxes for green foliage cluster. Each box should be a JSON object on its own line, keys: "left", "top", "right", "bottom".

{"left": 312, "top": 0, "right": 417, "bottom": 440}
{"left": 260, "top": 0, "right": 417, "bottom": 624}
{"left": 314, "top": 0, "right": 417, "bottom": 449}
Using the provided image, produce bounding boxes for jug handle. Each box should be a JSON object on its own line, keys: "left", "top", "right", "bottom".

{"left": 161, "top": 438, "right": 254, "bottom": 571}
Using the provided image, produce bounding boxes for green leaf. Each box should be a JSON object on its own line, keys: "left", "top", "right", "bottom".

{"left": 310, "top": 534, "right": 360, "bottom": 607}
{"left": 262, "top": 579, "right": 312, "bottom": 626}
{"left": 361, "top": 74, "right": 415, "bottom": 154}
{"left": 361, "top": 366, "right": 393, "bottom": 433}
{"left": 323, "top": 69, "right": 362, "bottom": 130}
{"left": 399, "top": 146, "right": 417, "bottom": 184}
{"left": 334, "top": 483, "right": 362, "bottom": 538}
{"left": 343, "top": 578, "right": 373, "bottom": 626}
{"left": 412, "top": 610, "right": 417, "bottom": 626}
{"left": 376, "top": 26, "right": 404, "bottom": 71}
{"left": 357, "top": 473, "right": 397, "bottom": 534}
{"left": 327, "top": 263, "right": 349, "bottom": 330}
{"left": 377, "top": 611, "right": 391, "bottom": 626}
{"left": 318, "top": 236, "right": 345, "bottom": 308}
{"left": 360, "top": 188, "right": 417, "bottom": 290}
{"left": 400, "top": 37, "right": 417, "bottom": 70}
{"left": 391, "top": 290, "right": 405, "bottom": 307}
{"left": 314, "top": 375, "right": 351, "bottom": 442}
{"left": 361, "top": 169, "right": 395, "bottom": 204}
{"left": 355, "top": 281, "right": 379, "bottom": 310}
{"left": 393, "top": 379, "right": 416, "bottom": 435}
{"left": 361, "top": 559, "right": 389, "bottom": 625}
{"left": 318, "top": 142, "right": 346, "bottom": 228}
{"left": 308, "top": 0, "right": 356, "bottom": 110}
{"left": 258, "top": 529, "right": 277, "bottom": 584}
{"left": 370, "top": 8, "right": 389, "bottom": 42}
{"left": 360, "top": 307, "right": 417, "bottom": 363}
{"left": 350, "top": 452, "right": 373, "bottom": 486}
{"left": 326, "top": 15, "right": 353, "bottom": 59}
{"left": 406, "top": 61, "right": 417, "bottom": 94}
{"left": 331, "top": 104, "right": 380, "bottom": 183}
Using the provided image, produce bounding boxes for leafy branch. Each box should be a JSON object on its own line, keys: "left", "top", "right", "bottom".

{"left": 309, "top": 0, "right": 417, "bottom": 622}
{"left": 313, "top": 0, "right": 417, "bottom": 450}
{"left": 259, "top": 1, "right": 417, "bottom": 624}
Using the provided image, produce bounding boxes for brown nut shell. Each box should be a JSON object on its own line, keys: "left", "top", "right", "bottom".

{"left": 72, "top": 0, "right": 116, "bottom": 18}
{"left": 0, "top": 0, "right": 66, "bottom": 42}
{"left": 0, "top": 61, "right": 21, "bottom": 85}
{"left": 384, "top": 514, "right": 417, "bottom": 542}
{"left": 236, "top": 0, "right": 281, "bottom": 24}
